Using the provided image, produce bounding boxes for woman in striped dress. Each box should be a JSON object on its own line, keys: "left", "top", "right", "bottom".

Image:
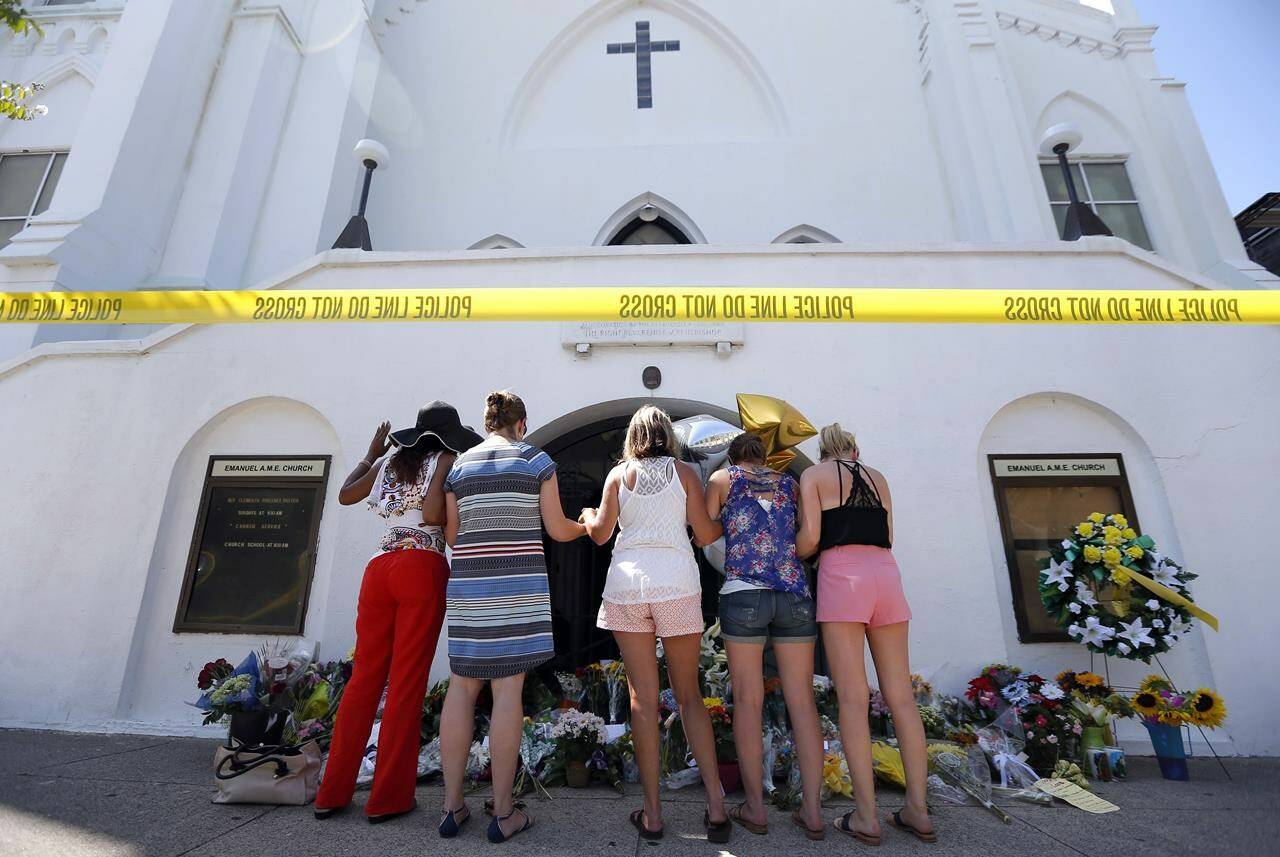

{"left": 438, "top": 390, "right": 586, "bottom": 843}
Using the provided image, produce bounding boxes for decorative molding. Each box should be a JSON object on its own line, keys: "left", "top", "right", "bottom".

{"left": 995, "top": 10, "right": 1122, "bottom": 58}
{"left": 772, "top": 224, "right": 841, "bottom": 244}
{"left": 894, "top": 0, "right": 933, "bottom": 85}
{"left": 954, "top": 1, "right": 996, "bottom": 48}
{"left": 233, "top": 4, "right": 304, "bottom": 54}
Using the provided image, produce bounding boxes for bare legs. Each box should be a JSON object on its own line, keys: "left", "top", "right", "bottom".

{"left": 821, "top": 620, "right": 932, "bottom": 837}
{"left": 821, "top": 621, "right": 879, "bottom": 838}
{"left": 439, "top": 672, "right": 531, "bottom": 836}
{"left": 726, "top": 640, "right": 824, "bottom": 830}
{"left": 614, "top": 631, "right": 727, "bottom": 832}
{"left": 867, "top": 622, "right": 931, "bottom": 834}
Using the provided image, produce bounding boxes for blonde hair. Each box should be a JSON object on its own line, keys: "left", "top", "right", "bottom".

{"left": 483, "top": 390, "right": 527, "bottom": 433}
{"left": 622, "top": 405, "right": 679, "bottom": 461}
{"left": 818, "top": 422, "right": 858, "bottom": 461}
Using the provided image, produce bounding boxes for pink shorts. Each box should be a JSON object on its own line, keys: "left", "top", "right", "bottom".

{"left": 816, "top": 545, "right": 912, "bottom": 627}
{"left": 597, "top": 595, "right": 705, "bottom": 638}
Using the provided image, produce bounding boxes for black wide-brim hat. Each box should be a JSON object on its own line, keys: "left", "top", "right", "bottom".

{"left": 390, "top": 401, "right": 483, "bottom": 454}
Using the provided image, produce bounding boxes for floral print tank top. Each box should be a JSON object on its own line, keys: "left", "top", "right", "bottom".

{"left": 722, "top": 465, "right": 808, "bottom": 596}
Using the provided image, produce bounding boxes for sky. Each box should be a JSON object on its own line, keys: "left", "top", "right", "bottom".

{"left": 1136, "top": 0, "right": 1280, "bottom": 213}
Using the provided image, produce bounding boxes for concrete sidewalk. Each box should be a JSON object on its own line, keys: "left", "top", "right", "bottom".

{"left": 0, "top": 729, "right": 1276, "bottom": 857}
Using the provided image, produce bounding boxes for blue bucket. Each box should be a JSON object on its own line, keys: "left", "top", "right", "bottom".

{"left": 1145, "top": 722, "right": 1189, "bottom": 781}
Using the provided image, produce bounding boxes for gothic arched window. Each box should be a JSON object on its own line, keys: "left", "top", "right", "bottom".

{"left": 608, "top": 216, "right": 692, "bottom": 246}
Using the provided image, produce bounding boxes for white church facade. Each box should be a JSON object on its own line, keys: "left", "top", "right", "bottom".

{"left": 0, "top": 0, "right": 1276, "bottom": 755}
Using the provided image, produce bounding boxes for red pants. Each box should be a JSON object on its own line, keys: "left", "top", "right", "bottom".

{"left": 316, "top": 549, "right": 447, "bottom": 816}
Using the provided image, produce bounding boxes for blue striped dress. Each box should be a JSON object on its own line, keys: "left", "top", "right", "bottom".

{"left": 443, "top": 438, "right": 556, "bottom": 679}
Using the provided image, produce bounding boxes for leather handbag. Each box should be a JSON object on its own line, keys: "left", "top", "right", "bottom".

{"left": 213, "top": 740, "right": 321, "bottom": 805}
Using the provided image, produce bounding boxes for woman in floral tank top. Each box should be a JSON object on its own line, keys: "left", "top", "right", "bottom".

{"left": 705, "top": 432, "right": 825, "bottom": 839}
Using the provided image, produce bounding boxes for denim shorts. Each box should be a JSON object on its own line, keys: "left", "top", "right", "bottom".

{"left": 718, "top": 588, "right": 818, "bottom": 644}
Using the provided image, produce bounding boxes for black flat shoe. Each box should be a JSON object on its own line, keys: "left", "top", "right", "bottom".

{"left": 313, "top": 805, "right": 347, "bottom": 820}
{"left": 367, "top": 799, "right": 417, "bottom": 825}
{"left": 704, "top": 810, "right": 731, "bottom": 844}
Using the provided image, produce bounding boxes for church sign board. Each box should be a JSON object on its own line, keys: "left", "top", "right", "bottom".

{"left": 561, "top": 321, "right": 745, "bottom": 350}
{"left": 173, "top": 456, "right": 330, "bottom": 635}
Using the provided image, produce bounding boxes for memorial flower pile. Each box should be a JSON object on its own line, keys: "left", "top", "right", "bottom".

{"left": 550, "top": 709, "right": 610, "bottom": 763}
{"left": 965, "top": 664, "right": 1081, "bottom": 774}
{"left": 704, "top": 697, "right": 737, "bottom": 762}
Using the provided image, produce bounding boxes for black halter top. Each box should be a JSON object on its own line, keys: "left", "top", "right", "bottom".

{"left": 818, "top": 460, "right": 891, "bottom": 551}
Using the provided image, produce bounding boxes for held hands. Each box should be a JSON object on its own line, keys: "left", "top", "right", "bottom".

{"left": 367, "top": 421, "right": 392, "bottom": 463}
{"left": 578, "top": 507, "right": 597, "bottom": 525}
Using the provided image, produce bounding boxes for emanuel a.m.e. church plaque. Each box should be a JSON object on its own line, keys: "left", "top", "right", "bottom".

{"left": 174, "top": 456, "right": 330, "bottom": 634}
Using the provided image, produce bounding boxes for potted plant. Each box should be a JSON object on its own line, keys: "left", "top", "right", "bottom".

{"left": 704, "top": 697, "right": 740, "bottom": 793}
{"left": 1132, "top": 676, "right": 1226, "bottom": 781}
{"left": 550, "top": 709, "right": 608, "bottom": 788}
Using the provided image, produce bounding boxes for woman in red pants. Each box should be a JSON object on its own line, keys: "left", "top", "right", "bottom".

{"left": 314, "top": 402, "right": 481, "bottom": 823}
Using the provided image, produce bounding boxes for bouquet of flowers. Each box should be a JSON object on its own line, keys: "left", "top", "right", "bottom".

{"left": 1131, "top": 676, "right": 1226, "bottom": 728}
{"left": 603, "top": 659, "right": 629, "bottom": 724}
{"left": 1056, "top": 670, "right": 1133, "bottom": 742}
{"left": 869, "top": 689, "right": 892, "bottom": 736}
{"left": 704, "top": 697, "right": 736, "bottom": 763}
{"left": 822, "top": 750, "right": 853, "bottom": 798}
{"left": 194, "top": 653, "right": 266, "bottom": 726}
{"left": 812, "top": 674, "right": 838, "bottom": 722}
{"left": 551, "top": 709, "right": 609, "bottom": 763}
{"left": 1039, "top": 513, "right": 1208, "bottom": 660}
{"left": 911, "top": 673, "right": 934, "bottom": 706}
{"left": 421, "top": 678, "right": 450, "bottom": 744}
{"left": 576, "top": 663, "right": 610, "bottom": 718}
{"left": 964, "top": 664, "right": 1081, "bottom": 774}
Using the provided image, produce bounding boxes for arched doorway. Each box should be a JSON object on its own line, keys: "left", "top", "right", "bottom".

{"left": 532, "top": 399, "right": 816, "bottom": 671}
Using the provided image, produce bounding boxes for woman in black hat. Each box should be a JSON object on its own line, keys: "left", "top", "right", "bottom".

{"left": 314, "top": 402, "right": 482, "bottom": 823}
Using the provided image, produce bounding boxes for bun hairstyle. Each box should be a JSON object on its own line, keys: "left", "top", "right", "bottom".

{"left": 483, "top": 389, "right": 527, "bottom": 433}
{"left": 623, "top": 405, "right": 679, "bottom": 461}
{"left": 727, "top": 431, "right": 766, "bottom": 465}
{"left": 818, "top": 422, "right": 858, "bottom": 461}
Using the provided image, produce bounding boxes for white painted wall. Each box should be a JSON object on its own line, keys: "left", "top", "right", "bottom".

{"left": 0, "top": 244, "right": 1275, "bottom": 755}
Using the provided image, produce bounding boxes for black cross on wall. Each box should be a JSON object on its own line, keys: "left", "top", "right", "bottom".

{"left": 606, "top": 21, "right": 679, "bottom": 109}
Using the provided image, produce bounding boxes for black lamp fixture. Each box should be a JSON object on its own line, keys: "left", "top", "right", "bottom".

{"left": 1039, "top": 122, "right": 1112, "bottom": 241}
{"left": 332, "top": 138, "right": 390, "bottom": 251}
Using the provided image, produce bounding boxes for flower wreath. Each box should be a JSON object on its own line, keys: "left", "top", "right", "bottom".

{"left": 1039, "top": 513, "right": 1199, "bottom": 660}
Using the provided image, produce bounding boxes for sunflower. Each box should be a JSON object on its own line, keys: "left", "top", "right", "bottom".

{"left": 1076, "top": 672, "right": 1105, "bottom": 688}
{"left": 1139, "top": 675, "right": 1173, "bottom": 693}
{"left": 1188, "top": 688, "right": 1227, "bottom": 728}
{"left": 1156, "top": 709, "right": 1186, "bottom": 727}
{"left": 1132, "top": 690, "right": 1162, "bottom": 718}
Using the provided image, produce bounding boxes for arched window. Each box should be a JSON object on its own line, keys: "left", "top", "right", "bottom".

{"left": 772, "top": 225, "right": 841, "bottom": 244}
{"left": 607, "top": 216, "right": 692, "bottom": 246}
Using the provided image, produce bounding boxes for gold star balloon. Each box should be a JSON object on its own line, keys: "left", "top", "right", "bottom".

{"left": 736, "top": 393, "right": 817, "bottom": 471}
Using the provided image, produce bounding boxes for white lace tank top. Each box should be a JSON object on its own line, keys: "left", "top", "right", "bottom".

{"left": 602, "top": 457, "right": 701, "bottom": 604}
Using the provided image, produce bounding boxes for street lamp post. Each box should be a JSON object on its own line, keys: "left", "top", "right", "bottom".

{"left": 332, "top": 139, "right": 390, "bottom": 251}
{"left": 1039, "top": 123, "right": 1112, "bottom": 241}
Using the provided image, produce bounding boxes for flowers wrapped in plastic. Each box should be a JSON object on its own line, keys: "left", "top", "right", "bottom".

{"left": 928, "top": 743, "right": 1012, "bottom": 824}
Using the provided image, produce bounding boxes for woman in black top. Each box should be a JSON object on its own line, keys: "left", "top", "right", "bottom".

{"left": 797, "top": 424, "right": 935, "bottom": 845}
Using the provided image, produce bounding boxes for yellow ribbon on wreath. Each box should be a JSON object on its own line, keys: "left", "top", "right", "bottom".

{"left": 1109, "top": 566, "right": 1219, "bottom": 632}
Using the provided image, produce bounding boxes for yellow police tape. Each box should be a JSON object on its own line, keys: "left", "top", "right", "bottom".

{"left": 1, "top": 288, "right": 1277, "bottom": 325}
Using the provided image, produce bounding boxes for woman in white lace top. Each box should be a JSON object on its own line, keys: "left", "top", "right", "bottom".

{"left": 579, "top": 405, "right": 729, "bottom": 844}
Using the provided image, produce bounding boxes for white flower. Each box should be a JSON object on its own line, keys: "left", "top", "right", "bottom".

{"left": 1001, "top": 681, "right": 1031, "bottom": 706}
{"left": 1068, "top": 602, "right": 1082, "bottom": 614}
{"left": 1068, "top": 616, "right": 1116, "bottom": 647}
{"left": 1117, "top": 642, "right": 1132, "bottom": 655}
{"left": 1041, "top": 682, "right": 1066, "bottom": 701}
{"left": 1168, "top": 617, "right": 1194, "bottom": 639}
{"left": 812, "top": 675, "right": 832, "bottom": 692}
{"left": 1152, "top": 619, "right": 1165, "bottom": 629}
{"left": 1062, "top": 539, "right": 1075, "bottom": 550}
{"left": 1149, "top": 562, "right": 1182, "bottom": 589}
{"left": 1117, "top": 617, "right": 1155, "bottom": 648}
{"left": 1042, "top": 558, "right": 1073, "bottom": 589}
{"left": 1047, "top": 734, "right": 1059, "bottom": 744}
{"left": 1075, "top": 581, "right": 1099, "bottom": 608}
{"left": 1145, "top": 599, "right": 1161, "bottom": 611}
{"left": 1146, "top": 549, "right": 1165, "bottom": 566}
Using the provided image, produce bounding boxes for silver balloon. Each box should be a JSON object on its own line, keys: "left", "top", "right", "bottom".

{"left": 672, "top": 414, "right": 741, "bottom": 484}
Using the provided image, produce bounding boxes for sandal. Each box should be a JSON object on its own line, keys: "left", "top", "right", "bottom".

{"left": 832, "top": 811, "right": 881, "bottom": 846}
{"left": 704, "top": 810, "right": 732, "bottom": 844}
{"left": 887, "top": 809, "right": 937, "bottom": 843}
{"left": 791, "top": 810, "right": 825, "bottom": 841}
{"left": 439, "top": 804, "right": 471, "bottom": 838}
{"left": 630, "top": 808, "right": 664, "bottom": 840}
{"left": 729, "top": 804, "right": 768, "bottom": 835}
{"left": 487, "top": 808, "right": 534, "bottom": 844}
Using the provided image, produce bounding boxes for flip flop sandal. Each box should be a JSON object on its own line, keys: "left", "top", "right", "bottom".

{"left": 630, "top": 808, "right": 664, "bottom": 840}
{"left": 832, "top": 811, "right": 881, "bottom": 846}
{"left": 729, "top": 804, "right": 769, "bottom": 835}
{"left": 439, "top": 805, "right": 471, "bottom": 838}
{"left": 705, "top": 810, "right": 732, "bottom": 844}
{"left": 791, "top": 810, "right": 826, "bottom": 841}
{"left": 487, "top": 808, "right": 534, "bottom": 844}
{"left": 887, "top": 810, "right": 937, "bottom": 843}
